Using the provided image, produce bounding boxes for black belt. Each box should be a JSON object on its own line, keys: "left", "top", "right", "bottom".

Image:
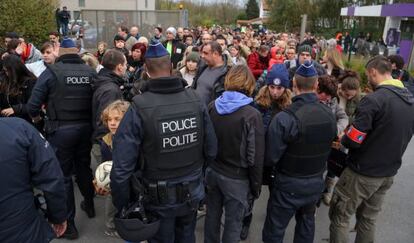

{"left": 147, "top": 179, "right": 199, "bottom": 205}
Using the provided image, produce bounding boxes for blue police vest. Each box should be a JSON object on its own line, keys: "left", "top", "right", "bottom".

{"left": 277, "top": 101, "right": 336, "bottom": 178}
{"left": 47, "top": 62, "right": 94, "bottom": 122}
{"left": 132, "top": 88, "right": 204, "bottom": 181}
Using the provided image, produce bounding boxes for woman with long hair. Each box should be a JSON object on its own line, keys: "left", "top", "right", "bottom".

{"left": 0, "top": 54, "right": 37, "bottom": 122}
{"left": 323, "top": 47, "right": 345, "bottom": 78}
{"left": 204, "top": 64, "right": 264, "bottom": 243}
{"left": 254, "top": 64, "right": 292, "bottom": 130}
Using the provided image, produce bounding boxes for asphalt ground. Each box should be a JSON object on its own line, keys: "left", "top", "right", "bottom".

{"left": 55, "top": 140, "right": 414, "bottom": 243}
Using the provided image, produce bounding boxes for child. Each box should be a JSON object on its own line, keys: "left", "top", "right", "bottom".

{"left": 179, "top": 51, "right": 199, "bottom": 86}
{"left": 93, "top": 100, "right": 130, "bottom": 237}
{"left": 316, "top": 75, "right": 349, "bottom": 205}
{"left": 338, "top": 70, "right": 361, "bottom": 125}
{"left": 95, "top": 41, "right": 108, "bottom": 64}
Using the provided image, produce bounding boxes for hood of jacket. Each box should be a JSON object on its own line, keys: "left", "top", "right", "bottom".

{"left": 92, "top": 68, "right": 124, "bottom": 92}
{"left": 214, "top": 91, "right": 253, "bottom": 115}
{"left": 378, "top": 79, "right": 414, "bottom": 105}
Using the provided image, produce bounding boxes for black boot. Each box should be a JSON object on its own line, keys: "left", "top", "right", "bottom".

{"left": 61, "top": 221, "right": 79, "bottom": 240}
{"left": 80, "top": 199, "right": 95, "bottom": 218}
{"left": 240, "top": 214, "right": 253, "bottom": 240}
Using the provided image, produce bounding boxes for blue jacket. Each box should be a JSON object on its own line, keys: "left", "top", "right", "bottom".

{"left": 0, "top": 118, "right": 66, "bottom": 243}
{"left": 110, "top": 77, "right": 217, "bottom": 212}
{"left": 266, "top": 93, "right": 324, "bottom": 194}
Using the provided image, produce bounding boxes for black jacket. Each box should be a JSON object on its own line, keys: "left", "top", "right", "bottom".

{"left": 342, "top": 82, "right": 414, "bottom": 177}
{"left": 208, "top": 101, "right": 265, "bottom": 198}
{"left": 163, "top": 39, "right": 186, "bottom": 69}
{"left": 0, "top": 77, "right": 36, "bottom": 123}
{"left": 0, "top": 118, "right": 66, "bottom": 243}
{"left": 91, "top": 68, "right": 124, "bottom": 141}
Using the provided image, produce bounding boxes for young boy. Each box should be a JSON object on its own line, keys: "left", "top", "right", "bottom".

{"left": 93, "top": 100, "right": 130, "bottom": 237}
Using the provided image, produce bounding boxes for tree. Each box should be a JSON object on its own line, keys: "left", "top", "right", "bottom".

{"left": 245, "top": 0, "right": 260, "bottom": 20}
{"left": 0, "top": 0, "right": 58, "bottom": 47}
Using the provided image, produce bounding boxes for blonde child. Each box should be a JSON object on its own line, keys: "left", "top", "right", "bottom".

{"left": 93, "top": 100, "right": 130, "bottom": 237}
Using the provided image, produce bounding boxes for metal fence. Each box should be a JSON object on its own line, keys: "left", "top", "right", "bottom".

{"left": 80, "top": 10, "right": 188, "bottom": 49}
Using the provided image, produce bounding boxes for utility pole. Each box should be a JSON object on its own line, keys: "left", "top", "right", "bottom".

{"left": 300, "top": 14, "right": 307, "bottom": 43}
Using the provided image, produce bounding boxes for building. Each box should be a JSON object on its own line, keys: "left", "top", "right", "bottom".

{"left": 341, "top": 3, "right": 414, "bottom": 70}
{"left": 237, "top": 0, "right": 270, "bottom": 26}
{"left": 259, "top": 0, "right": 270, "bottom": 19}
{"left": 60, "top": 0, "right": 155, "bottom": 19}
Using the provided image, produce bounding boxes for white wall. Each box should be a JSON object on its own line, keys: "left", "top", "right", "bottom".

{"left": 60, "top": 0, "right": 155, "bottom": 13}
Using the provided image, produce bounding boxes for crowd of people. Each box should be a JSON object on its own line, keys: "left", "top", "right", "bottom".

{"left": 0, "top": 22, "right": 414, "bottom": 243}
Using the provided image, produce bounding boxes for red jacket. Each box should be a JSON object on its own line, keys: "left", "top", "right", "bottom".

{"left": 247, "top": 52, "right": 270, "bottom": 79}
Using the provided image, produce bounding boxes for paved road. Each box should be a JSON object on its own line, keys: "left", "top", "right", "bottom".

{"left": 55, "top": 140, "right": 414, "bottom": 243}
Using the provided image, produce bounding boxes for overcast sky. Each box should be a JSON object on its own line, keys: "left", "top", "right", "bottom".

{"left": 172, "top": 0, "right": 247, "bottom": 6}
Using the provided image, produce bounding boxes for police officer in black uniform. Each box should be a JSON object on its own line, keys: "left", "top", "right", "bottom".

{"left": 262, "top": 61, "right": 337, "bottom": 243}
{"left": 110, "top": 40, "right": 217, "bottom": 243}
{"left": 0, "top": 117, "right": 67, "bottom": 243}
{"left": 27, "top": 38, "right": 97, "bottom": 239}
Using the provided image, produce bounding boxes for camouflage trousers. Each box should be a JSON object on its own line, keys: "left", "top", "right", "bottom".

{"left": 329, "top": 167, "right": 394, "bottom": 243}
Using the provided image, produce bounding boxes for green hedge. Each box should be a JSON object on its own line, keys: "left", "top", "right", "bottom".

{"left": 0, "top": 0, "right": 58, "bottom": 48}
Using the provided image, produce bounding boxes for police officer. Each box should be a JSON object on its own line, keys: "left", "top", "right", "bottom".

{"left": 0, "top": 118, "right": 67, "bottom": 243}
{"left": 27, "top": 38, "right": 97, "bottom": 239}
{"left": 329, "top": 56, "right": 414, "bottom": 243}
{"left": 262, "top": 61, "right": 337, "bottom": 243}
{"left": 110, "top": 40, "right": 217, "bottom": 243}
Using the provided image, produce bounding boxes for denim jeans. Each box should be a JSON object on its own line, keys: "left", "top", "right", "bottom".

{"left": 204, "top": 167, "right": 250, "bottom": 243}
{"left": 60, "top": 23, "right": 68, "bottom": 36}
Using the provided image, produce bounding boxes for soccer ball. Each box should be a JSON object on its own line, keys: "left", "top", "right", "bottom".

{"left": 95, "top": 161, "right": 113, "bottom": 190}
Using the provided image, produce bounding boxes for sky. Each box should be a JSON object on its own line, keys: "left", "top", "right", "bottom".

{"left": 171, "top": 0, "right": 247, "bottom": 6}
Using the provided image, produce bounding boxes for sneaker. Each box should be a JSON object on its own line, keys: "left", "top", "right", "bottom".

{"left": 80, "top": 200, "right": 96, "bottom": 218}
{"left": 60, "top": 222, "right": 79, "bottom": 240}
{"left": 104, "top": 228, "right": 120, "bottom": 238}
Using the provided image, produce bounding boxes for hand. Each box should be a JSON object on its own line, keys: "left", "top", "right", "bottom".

{"left": 93, "top": 179, "right": 110, "bottom": 196}
{"left": 332, "top": 141, "right": 341, "bottom": 150}
{"left": 1, "top": 108, "right": 14, "bottom": 116}
{"left": 52, "top": 220, "right": 67, "bottom": 237}
{"left": 128, "top": 66, "right": 135, "bottom": 72}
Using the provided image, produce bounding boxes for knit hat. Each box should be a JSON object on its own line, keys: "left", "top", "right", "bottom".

{"left": 113, "top": 34, "right": 125, "bottom": 42}
{"left": 5, "top": 32, "right": 19, "bottom": 39}
{"left": 298, "top": 44, "right": 312, "bottom": 55}
{"left": 266, "top": 64, "right": 289, "bottom": 88}
{"left": 166, "top": 27, "right": 177, "bottom": 37}
{"left": 58, "top": 38, "right": 78, "bottom": 56}
{"left": 186, "top": 52, "right": 200, "bottom": 63}
{"left": 295, "top": 60, "right": 318, "bottom": 78}
{"left": 145, "top": 40, "right": 169, "bottom": 58}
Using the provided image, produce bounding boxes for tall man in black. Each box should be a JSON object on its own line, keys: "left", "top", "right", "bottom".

{"left": 262, "top": 61, "right": 337, "bottom": 243}
{"left": 110, "top": 41, "right": 217, "bottom": 243}
{"left": 27, "top": 38, "right": 97, "bottom": 239}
